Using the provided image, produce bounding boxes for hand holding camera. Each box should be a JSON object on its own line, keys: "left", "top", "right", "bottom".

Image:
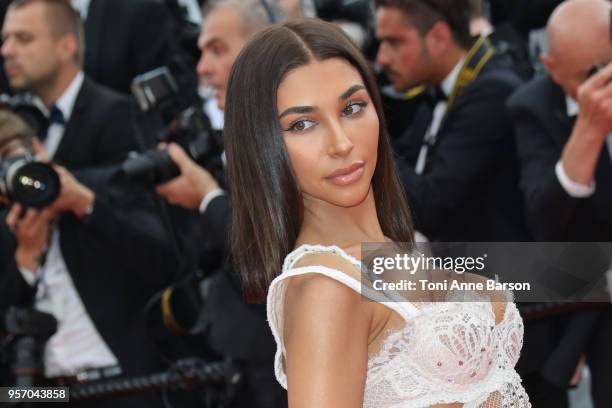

{"left": 155, "top": 143, "right": 219, "bottom": 210}
{"left": 47, "top": 164, "right": 95, "bottom": 219}
{"left": 5, "top": 202, "right": 53, "bottom": 272}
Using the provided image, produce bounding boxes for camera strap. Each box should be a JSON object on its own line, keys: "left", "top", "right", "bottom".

{"left": 33, "top": 221, "right": 58, "bottom": 312}
{"left": 446, "top": 35, "right": 494, "bottom": 111}
{"left": 415, "top": 36, "right": 494, "bottom": 174}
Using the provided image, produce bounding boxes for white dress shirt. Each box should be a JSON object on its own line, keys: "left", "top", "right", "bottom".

{"left": 19, "top": 72, "right": 118, "bottom": 377}
{"left": 176, "top": 0, "right": 202, "bottom": 25}
{"left": 415, "top": 57, "right": 465, "bottom": 174}
{"left": 70, "top": 0, "right": 91, "bottom": 20}
{"left": 554, "top": 96, "right": 612, "bottom": 198}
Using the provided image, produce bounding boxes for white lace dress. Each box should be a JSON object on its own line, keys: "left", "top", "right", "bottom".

{"left": 267, "top": 244, "right": 531, "bottom": 407}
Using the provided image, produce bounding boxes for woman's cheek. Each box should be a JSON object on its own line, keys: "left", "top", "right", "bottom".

{"left": 284, "top": 140, "right": 318, "bottom": 190}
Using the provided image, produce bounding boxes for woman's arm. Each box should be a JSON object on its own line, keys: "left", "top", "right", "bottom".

{"left": 283, "top": 272, "right": 372, "bottom": 407}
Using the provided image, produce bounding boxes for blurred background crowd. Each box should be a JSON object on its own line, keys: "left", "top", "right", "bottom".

{"left": 0, "top": 0, "right": 610, "bottom": 407}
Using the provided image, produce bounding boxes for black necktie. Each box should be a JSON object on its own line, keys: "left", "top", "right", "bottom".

{"left": 48, "top": 105, "right": 65, "bottom": 125}
{"left": 42, "top": 104, "right": 65, "bottom": 142}
{"left": 427, "top": 86, "right": 448, "bottom": 108}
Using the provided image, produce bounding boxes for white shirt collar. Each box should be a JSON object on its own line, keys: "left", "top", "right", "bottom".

{"left": 70, "top": 0, "right": 90, "bottom": 20}
{"left": 176, "top": 0, "right": 202, "bottom": 25}
{"left": 566, "top": 96, "right": 580, "bottom": 117}
{"left": 440, "top": 56, "right": 466, "bottom": 97}
{"left": 54, "top": 71, "right": 85, "bottom": 122}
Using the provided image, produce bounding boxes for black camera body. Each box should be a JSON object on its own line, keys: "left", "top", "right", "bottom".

{"left": 1, "top": 307, "right": 57, "bottom": 387}
{"left": 0, "top": 93, "right": 61, "bottom": 208}
{"left": 115, "top": 106, "right": 222, "bottom": 189}
{"left": 0, "top": 152, "right": 61, "bottom": 208}
{"left": 113, "top": 67, "right": 222, "bottom": 189}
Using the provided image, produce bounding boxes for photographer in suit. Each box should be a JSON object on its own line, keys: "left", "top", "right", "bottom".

{"left": 156, "top": 1, "right": 287, "bottom": 407}
{"left": 70, "top": 0, "right": 199, "bottom": 99}
{"left": 0, "top": 1, "right": 180, "bottom": 406}
{"left": 507, "top": 0, "right": 612, "bottom": 406}
{"left": 374, "top": 0, "right": 530, "bottom": 242}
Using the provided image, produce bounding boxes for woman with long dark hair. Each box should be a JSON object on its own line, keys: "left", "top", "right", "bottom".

{"left": 224, "top": 18, "right": 529, "bottom": 407}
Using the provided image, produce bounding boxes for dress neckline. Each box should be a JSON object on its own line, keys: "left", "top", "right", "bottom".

{"left": 286, "top": 243, "right": 363, "bottom": 267}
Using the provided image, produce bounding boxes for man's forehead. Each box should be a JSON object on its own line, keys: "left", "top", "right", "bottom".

{"left": 200, "top": 6, "right": 244, "bottom": 43}
{"left": 3, "top": 4, "right": 48, "bottom": 33}
{"left": 555, "top": 34, "right": 611, "bottom": 73}
{"left": 377, "top": 7, "right": 415, "bottom": 35}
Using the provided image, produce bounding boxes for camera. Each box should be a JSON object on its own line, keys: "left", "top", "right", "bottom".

{"left": 0, "top": 153, "right": 61, "bottom": 208}
{"left": 1, "top": 307, "right": 57, "bottom": 387}
{"left": 0, "top": 97, "right": 60, "bottom": 208}
{"left": 113, "top": 67, "right": 222, "bottom": 189}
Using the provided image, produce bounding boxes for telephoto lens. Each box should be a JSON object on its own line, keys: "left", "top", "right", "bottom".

{"left": 0, "top": 154, "right": 61, "bottom": 208}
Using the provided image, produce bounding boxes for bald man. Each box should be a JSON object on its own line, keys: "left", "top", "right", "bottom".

{"left": 507, "top": 0, "right": 612, "bottom": 406}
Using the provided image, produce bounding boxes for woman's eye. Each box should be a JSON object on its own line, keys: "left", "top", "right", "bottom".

{"left": 342, "top": 102, "right": 367, "bottom": 117}
{"left": 287, "top": 119, "right": 316, "bottom": 132}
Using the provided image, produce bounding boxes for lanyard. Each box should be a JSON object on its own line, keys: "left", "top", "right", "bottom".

{"left": 415, "top": 36, "right": 494, "bottom": 174}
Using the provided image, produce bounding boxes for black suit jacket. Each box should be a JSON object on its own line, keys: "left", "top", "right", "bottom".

{"left": 0, "top": 0, "right": 197, "bottom": 102}
{"left": 0, "top": 78, "right": 180, "bottom": 404}
{"left": 84, "top": 0, "right": 197, "bottom": 100}
{"left": 395, "top": 55, "right": 530, "bottom": 242}
{"left": 507, "top": 74, "right": 612, "bottom": 241}
{"left": 506, "top": 75, "right": 612, "bottom": 396}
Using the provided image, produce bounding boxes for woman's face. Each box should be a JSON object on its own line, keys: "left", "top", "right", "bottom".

{"left": 277, "top": 58, "right": 379, "bottom": 208}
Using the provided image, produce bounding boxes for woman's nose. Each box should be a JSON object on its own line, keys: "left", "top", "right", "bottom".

{"left": 326, "top": 121, "right": 354, "bottom": 157}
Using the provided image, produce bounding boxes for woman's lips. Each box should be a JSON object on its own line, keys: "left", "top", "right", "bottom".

{"left": 325, "top": 162, "right": 365, "bottom": 186}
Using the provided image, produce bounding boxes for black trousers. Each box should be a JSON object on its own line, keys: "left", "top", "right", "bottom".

{"left": 522, "top": 374, "right": 569, "bottom": 408}
{"left": 229, "top": 361, "right": 287, "bottom": 408}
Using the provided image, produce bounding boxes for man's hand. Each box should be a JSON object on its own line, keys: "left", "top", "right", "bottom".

{"left": 31, "top": 139, "right": 95, "bottom": 219}
{"left": 156, "top": 143, "right": 220, "bottom": 210}
{"left": 5, "top": 203, "right": 54, "bottom": 272}
{"left": 48, "top": 165, "right": 96, "bottom": 219}
{"left": 561, "top": 63, "right": 612, "bottom": 186}
{"left": 570, "top": 354, "right": 586, "bottom": 387}
{"left": 576, "top": 63, "right": 612, "bottom": 136}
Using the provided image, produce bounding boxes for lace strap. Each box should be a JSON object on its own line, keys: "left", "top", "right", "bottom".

{"left": 267, "top": 265, "right": 414, "bottom": 389}
{"left": 283, "top": 244, "right": 422, "bottom": 315}
{"left": 282, "top": 244, "right": 361, "bottom": 271}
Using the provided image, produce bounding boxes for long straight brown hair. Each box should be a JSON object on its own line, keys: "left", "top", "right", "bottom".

{"left": 224, "top": 18, "right": 413, "bottom": 299}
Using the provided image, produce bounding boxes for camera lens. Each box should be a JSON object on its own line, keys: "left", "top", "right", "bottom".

{"left": 7, "top": 161, "right": 61, "bottom": 208}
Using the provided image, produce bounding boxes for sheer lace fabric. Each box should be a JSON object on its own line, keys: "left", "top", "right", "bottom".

{"left": 267, "top": 245, "right": 530, "bottom": 407}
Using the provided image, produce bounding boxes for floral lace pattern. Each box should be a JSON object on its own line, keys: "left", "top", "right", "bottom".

{"left": 268, "top": 245, "right": 531, "bottom": 407}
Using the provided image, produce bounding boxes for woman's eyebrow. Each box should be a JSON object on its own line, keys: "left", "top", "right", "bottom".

{"left": 278, "top": 84, "right": 366, "bottom": 119}
{"left": 339, "top": 84, "right": 366, "bottom": 101}
{"left": 279, "top": 106, "right": 314, "bottom": 119}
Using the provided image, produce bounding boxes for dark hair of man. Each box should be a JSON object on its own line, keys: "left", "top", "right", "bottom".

{"left": 375, "top": 0, "right": 472, "bottom": 49}
{"left": 468, "top": 0, "right": 484, "bottom": 18}
{"left": 8, "top": 0, "right": 85, "bottom": 66}
{"left": 224, "top": 18, "right": 414, "bottom": 298}
{"left": 0, "top": 111, "right": 34, "bottom": 150}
